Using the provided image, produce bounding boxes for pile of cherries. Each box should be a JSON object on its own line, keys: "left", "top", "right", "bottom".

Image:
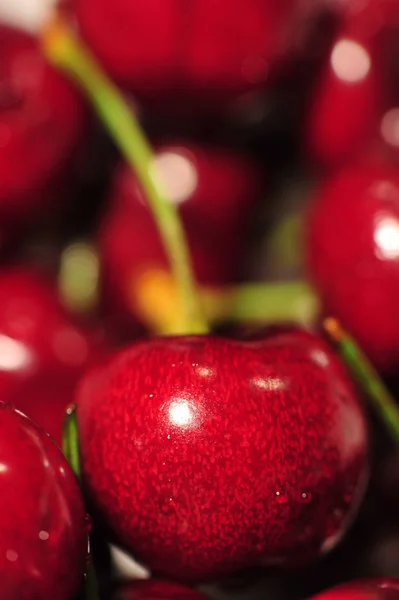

{"left": 2, "top": 0, "right": 399, "bottom": 599}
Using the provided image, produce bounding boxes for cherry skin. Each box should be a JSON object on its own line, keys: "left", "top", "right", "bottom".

{"left": 98, "top": 141, "right": 262, "bottom": 327}
{"left": 305, "top": 0, "right": 399, "bottom": 170}
{"left": 77, "top": 332, "right": 368, "bottom": 582}
{"left": 0, "top": 402, "right": 87, "bottom": 600}
{"left": 306, "top": 164, "right": 399, "bottom": 372}
{"left": 0, "top": 25, "right": 84, "bottom": 233}
{"left": 308, "top": 578, "right": 399, "bottom": 600}
{"left": 115, "top": 580, "right": 207, "bottom": 600}
{"left": 74, "top": 0, "right": 306, "bottom": 112}
{"left": 0, "top": 268, "right": 104, "bottom": 443}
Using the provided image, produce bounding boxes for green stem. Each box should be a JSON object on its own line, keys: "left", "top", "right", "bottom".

{"left": 43, "top": 23, "right": 208, "bottom": 335}
{"left": 323, "top": 317, "right": 399, "bottom": 444}
{"left": 203, "top": 281, "right": 319, "bottom": 325}
{"left": 62, "top": 404, "right": 81, "bottom": 479}
{"left": 62, "top": 406, "right": 100, "bottom": 600}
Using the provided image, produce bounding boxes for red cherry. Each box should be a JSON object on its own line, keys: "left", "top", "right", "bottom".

{"left": 74, "top": 0, "right": 304, "bottom": 111}
{"left": 308, "top": 578, "right": 399, "bottom": 600}
{"left": 77, "top": 333, "right": 368, "bottom": 582}
{"left": 0, "top": 402, "right": 87, "bottom": 599}
{"left": 0, "top": 25, "right": 84, "bottom": 231}
{"left": 115, "top": 579, "right": 207, "bottom": 600}
{"left": 98, "top": 142, "right": 262, "bottom": 326}
{"left": 305, "top": 1, "right": 398, "bottom": 170}
{"left": 0, "top": 268, "right": 103, "bottom": 442}
{"left": 306, "top": 164, "right": 399, "bottom": 372}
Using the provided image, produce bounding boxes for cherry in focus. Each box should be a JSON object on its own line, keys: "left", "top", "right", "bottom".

{"left": 306, "top": 164, "right": 399, "bottom": 372}
{"left": 77, "top": 331, "right": 368, "bottom": 582}
{"left": 0, "top": 402, "right": 87, "bottom": 599}
{"left": 0, "top": 25, "right": 85, "bottom": 237}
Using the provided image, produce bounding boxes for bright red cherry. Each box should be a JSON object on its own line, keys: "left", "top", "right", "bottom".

{"left": 308, "top": 578, "right": 399, "bottom": 600}
{"left": 0, "top": 25, "right": 84, "bottom": 233}
{"left": 98, "top": 142, "right": 262, "bottom": 326}
{"left": 74, "top": 0, "right": 307, "bottom": 111}
{"left": 115, "top": 580, "right": 207, "bottom": 600}
{"left": 77, "top": 332, "right": 368, "bottom": 582}
{"left": 0, "top": 268, "right": 104, "bottom": 442}
{"left": 0, "top": 402, "right": 87, "bottom": 599}
{"left": 306, "top": 165, "right": 399, "bottom": 372}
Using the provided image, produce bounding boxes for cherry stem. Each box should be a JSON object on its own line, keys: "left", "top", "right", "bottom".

{"left": 42, "top": 19, "right": 208, "bottom": 336}
{"left": 62, "top": 404, "right": 81, "bottom": 479}
{"left": 62, "top": 405, "right": 100, "bottom": 600}
{"left": 203, "top": 281, "right": 318, "bottom": 325}
{"left": 323, "top": 317, "right": 399, "bottom": 444}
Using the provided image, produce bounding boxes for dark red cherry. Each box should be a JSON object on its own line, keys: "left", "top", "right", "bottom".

{"left": 0, "top": 402, "right": 87, "bottom": 599}
{"left": 306, "top": 165, "right": 399, "bottom": 372}
{"left": 98, "top": 142, "right": 262, "bottom": 326}
{"left": 308, "top": 578, "right": 399, "bottom": 600}
{"left": 0, "top": 25, "right": 84, "bottom": 232}
{"left": 74, "top": 0, "right": 306, "bottom": 111}
{"left": 0, "top": 268, "right": 103, "bottom": 442}
{"left": 77, "top": 333, "right": 368, "bottom": 582}
{"left": 115, "top": 580, "right": 207, "bottom": 600}
{"left": 305, "top": 0, "right": 399, "bottom": 170}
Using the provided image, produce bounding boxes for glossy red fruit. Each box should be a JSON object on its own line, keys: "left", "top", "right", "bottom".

{"left": 115, "top": 579, "right": 207, "bottom": 600}
{"left": 0, "top": 25, "right": 84, "bottom": 232}
{"left": 74, "top": 0, "right": 305, "bottom": 111}
{"left": 306, "top": 165, "right": 399, "bottom": 372}
{"left": 308, "top": 578, "right": 399, "bottom": 600}
{"left": 305, "top": 0, "right": 399, "bottom": 170}
{"left": 0, "top": 402, "right": 87, "bottom": 599}
{"left": 0, "top": 268, "right": 103, "bottom": 442}
{"left": 77, "top": 333, "right": 368, "bottom": 582}
{"left": 98, "top": 142, "right": 262, "bottom": 325}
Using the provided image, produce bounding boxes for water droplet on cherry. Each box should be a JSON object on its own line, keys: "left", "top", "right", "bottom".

{"left": 275, "top": 490, "right": 288, "bottom": 504}
{"left": 301, "top": 492, "right": 312, "bottom": 503}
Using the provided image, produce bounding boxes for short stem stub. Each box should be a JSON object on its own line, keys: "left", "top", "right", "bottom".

{"left": 323, "top": 317, "right": 399, "bottom": 445}
{"left": 62, "top": 404, "right": 81, "bottom": 479}
{"left": 62, "top": 405, "right": 100, "bottom": 600}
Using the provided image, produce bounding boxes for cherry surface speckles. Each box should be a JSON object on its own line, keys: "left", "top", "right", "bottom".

{"left": 77, "top": 334, "right": 368, "bottom": 581}
{"left": 0, "top": 402, "right": 87, "bottom": 600}
{"left": 306, "top": 165, "right": 399, "bottom": 372}
{"left": 115, "top": 579, "right": 207, "bottom": 600}
{"left": 308, "top": 578, "right": 399, "bottom": 600}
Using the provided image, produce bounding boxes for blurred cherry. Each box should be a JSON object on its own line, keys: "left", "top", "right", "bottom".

{"left": 98, "top": 141, "right": 262, "bottom": 328}
{"left": 306, "top": 164, "right": 399, "bottom": 372}
{"left": 305, "top": 0, "right": 399, "bottom": 170}
{"left": 74, "top": 0, "right": 313, "bottom": 113}
{"left": 0, "top": 25, "right": 85, "bottom": 238}
{"left": 309, "top": 578, "right": 399, "bottom": 600}
{"left": 115, "top": 580, "right": 207, "bottom": 600}
{"left": 0, "top": 268, "right": 104, "bottom": 442}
